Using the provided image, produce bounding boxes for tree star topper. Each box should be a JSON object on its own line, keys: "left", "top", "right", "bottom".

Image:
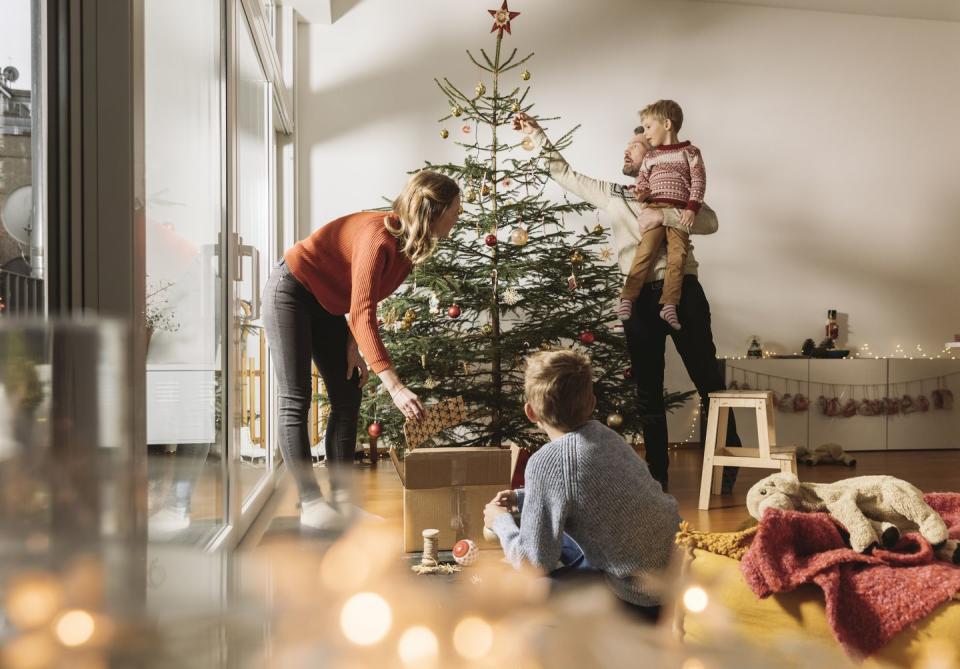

{"left": 488, "top": 0, "right": 520, "bottom": 35}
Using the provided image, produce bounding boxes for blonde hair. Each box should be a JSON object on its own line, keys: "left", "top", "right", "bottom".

{"left": 640, "top": 99, "right": 684, "bottom": 132}
{"left": 387, "top": 171, "right": 460, "bottom": 265}
{"left": 524, "top": 350, "right": 595, "bottom": 432}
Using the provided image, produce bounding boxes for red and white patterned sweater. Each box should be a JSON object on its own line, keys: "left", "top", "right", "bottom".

{"left": 634, "top": 141, "right": 706, "bottom": 213}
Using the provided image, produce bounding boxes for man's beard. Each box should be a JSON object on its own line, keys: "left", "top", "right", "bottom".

{"left": 622, "top": 163, "right": 639, "bottom": 177}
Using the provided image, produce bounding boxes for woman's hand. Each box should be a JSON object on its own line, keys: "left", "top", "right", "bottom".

{"left": 390, "top": 385, "right": 425, "bottom": 421}
{"left": 346, "top": 339, "right": 369, "bottom": 387}
{"left": 512, "top": 112, "right": 539, "bottom": 134}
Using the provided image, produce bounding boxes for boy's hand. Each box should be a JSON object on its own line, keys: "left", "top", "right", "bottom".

{"left": 616, "top": 298, "right": 633, "bottom": 321}
{"left": 679, "top": 209, "right": 696, "bottom": 231}
{"left": 491, "top": 489, "right": 517, "bottom": 511}
{"left": 484, "top": 502, "right": 509, "bottom": 528}
{"left": 512, "top": 112, "right": 539, "bottom": 134}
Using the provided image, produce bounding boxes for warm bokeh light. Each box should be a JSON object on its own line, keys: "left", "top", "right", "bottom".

{"left": 339, "top": 593, "right": 391, "bottom": 646}
{"left": 682, "top": 586, "right": 709, "bottom": 613}
{"left": 453, "top": 616, "right": 494, "bottom": 660}
{"left": 397, "top": 626, "right": 439, "bottom": 666}
{"left": 682, "top": 658, "right": 707, "bottom": 669}
{"left": 5, "top": 572, "right": 65, "bottom": 630}
{"left": 54, "top": 610, "right": 96, "bottom": 647}
{"left": 0, "top": 631, "right": 60, "bottom": 669}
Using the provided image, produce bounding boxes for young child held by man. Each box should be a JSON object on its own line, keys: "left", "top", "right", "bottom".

{"left": 617, "top": 99, "right": 706, "bottom": 331}
{"left": 483, "top": 349, "right": 681, "bottom": 620}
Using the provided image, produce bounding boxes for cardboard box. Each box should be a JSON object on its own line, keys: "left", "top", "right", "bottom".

{"left": 391, "top": 447, "right": 511, "bottom": 552}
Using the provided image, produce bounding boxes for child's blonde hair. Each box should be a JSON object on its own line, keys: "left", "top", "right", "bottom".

{"left": 524, "top": 350, "right": 595, "bottom": 432}
{"left": 640, "top": 99, "right": 684, "bottom": 132}
{"left": 388, "top": 170, "right": 460, "bottom": 265}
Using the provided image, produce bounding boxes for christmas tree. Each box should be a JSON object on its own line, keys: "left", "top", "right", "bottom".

{"left": 358, "top": 2, "right": 693, "bottom": 453}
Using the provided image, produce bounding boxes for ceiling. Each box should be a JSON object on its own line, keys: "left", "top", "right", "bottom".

{"left": 692, "top": 0, "right": 960, "bottom": 23}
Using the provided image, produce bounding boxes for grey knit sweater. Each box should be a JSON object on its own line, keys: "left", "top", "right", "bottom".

{"left": 491, "top": 420, "right": 681, "bottom": 606}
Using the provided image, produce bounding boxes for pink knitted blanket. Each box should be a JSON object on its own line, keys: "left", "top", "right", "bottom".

{"left": 740, "top": 493, "right": 960, "bottom": 658}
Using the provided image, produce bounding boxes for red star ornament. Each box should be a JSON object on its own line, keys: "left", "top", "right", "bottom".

{"left": 488, "top": 1, "right": 520, "bottom": 35}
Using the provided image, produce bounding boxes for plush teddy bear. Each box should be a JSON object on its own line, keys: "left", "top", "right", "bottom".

{"left": 746, "top": 472, "right": 960, "bottom": 563}
{"left": 795, "top": 443, "right": 856, "bottom": 467}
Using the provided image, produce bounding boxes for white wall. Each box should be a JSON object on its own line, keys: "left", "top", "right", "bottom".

{"left": 296, "top": 0, "right": 960, "bottom": 437}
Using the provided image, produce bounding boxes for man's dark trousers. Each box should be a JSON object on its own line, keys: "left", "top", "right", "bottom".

{"left": 622, "top": 275, "right": 740, "bottom": 490}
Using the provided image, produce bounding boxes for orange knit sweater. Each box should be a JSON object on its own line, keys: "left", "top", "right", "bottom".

{"left": 284, "top": 211, "right": 412, "bottom": 374}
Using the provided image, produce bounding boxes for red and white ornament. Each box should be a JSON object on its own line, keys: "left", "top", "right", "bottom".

{"left": 485, "top": 234, "right": 498, "bottom": 247}
{"left": 623, "top": 367, "right": 633, "bottom": 380}
{"left": 452, "top": 539, "right": 480, "bottom": 566}
{"left": 367, "top": 421, "right": 383, "bottom": 438}
{"left": 447, "top": 304, "right": 462, "bottom": 319}
{"left": 579, "top": 331, "right": 595, "bottom": 345}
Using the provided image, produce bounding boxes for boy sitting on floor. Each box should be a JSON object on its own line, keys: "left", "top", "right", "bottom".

{"left": 483, "top": 349, "right": 681, "bottom": 620}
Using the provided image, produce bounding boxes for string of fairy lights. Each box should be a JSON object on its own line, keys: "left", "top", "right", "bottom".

{"left": 654, "top": 344, "right": 960, "bottom": 447}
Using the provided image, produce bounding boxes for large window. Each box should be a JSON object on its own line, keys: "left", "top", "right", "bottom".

{"left": 0, "top": 0, "right": 45, "bottom": 317}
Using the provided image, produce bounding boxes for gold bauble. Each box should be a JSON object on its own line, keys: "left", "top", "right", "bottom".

{"left": 452, "top": 105, "right": 463, "bottom": 117}
{"left": 400, "top": 320, "right": 412, "bottom": 331}
{"left": 521, "top": 136, "right": 535, "bottom": 151}
{"left": 475, "top": 82, "right": 487, "bottom": 97}
{"left": 570, "top": 250, "right": 584, "bottom": 265}
{"left": 481, "top": 324, "right": 494, "bottom": 336}
{"left": 592, "top": 223, "right": 604, "bottom": 235}
{"left": 465, "top": 188, "right": 478, "bottom": 203}
{"left": 440, "top": 128, "right": 449, "bottom": 139}
{"left": 481, "top": 184, "right": 491, "bottom": 197}
{"left": 521, "top": 69, "right": 531, "bottom": 81}
{"left": 511, "top": 100, "right": 521, "bottom": 113}
{"left": 606, "top": 413, "right": 624, "bottom": 429}
{"left": 403, "top": 309, "right": 417, "bottom": 322}
{"left": 509, "top": 227, "right": 529, "bottom": 246}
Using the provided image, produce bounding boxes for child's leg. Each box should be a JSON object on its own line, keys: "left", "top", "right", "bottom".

{"left": 558, "top": 533, "right": 592, "bottom": 570}
{"left": 620, "top": 225, "right": 667, "bottom": 304}
{"left": 658, "top": 227, "right": 690, "bottom": 330}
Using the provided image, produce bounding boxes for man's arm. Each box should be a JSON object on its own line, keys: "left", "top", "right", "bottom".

{"left": 527, "top": 127, "right": 615, "bottom": 210}
{"left": 662, "top": 202, "right": 718, "bottom": 235}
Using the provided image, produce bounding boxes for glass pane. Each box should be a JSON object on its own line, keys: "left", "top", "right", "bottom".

{"left": 236, "top": 11, "right": 274, "bottom": 505}
{"left": 0, "top": 1, "right": 45, "bottom": 317}
{"left": 144, "top": 0, "right": 226, "bottom": 545}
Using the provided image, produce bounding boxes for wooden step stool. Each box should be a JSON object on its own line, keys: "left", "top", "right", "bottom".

{"left": 698, "top": 390, "right": 797, "bottom": 510}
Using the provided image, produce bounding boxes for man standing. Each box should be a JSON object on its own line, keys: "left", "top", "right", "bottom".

{"left": 513, "top": 113, "right": 739, "bottom": 492}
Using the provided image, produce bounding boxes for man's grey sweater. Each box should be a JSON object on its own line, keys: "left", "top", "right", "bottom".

{"left": 491, "top": 420, "right": 681, "bottom": 606}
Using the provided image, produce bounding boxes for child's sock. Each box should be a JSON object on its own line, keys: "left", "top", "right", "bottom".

{"left": 660, "top": 304, "right": 681, "bottom": 330}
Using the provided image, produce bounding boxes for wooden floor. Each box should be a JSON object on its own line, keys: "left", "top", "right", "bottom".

{"left": 243, "top": 446, "right": 960, "bottom": 550}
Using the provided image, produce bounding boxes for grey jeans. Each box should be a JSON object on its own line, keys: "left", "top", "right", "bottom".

{"left": 261, "top": 260, "right": 361, "bottom": 501}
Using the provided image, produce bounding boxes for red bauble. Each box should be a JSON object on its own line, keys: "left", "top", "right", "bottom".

{"left": 447, "top": 304, "right": 462, "bottom": 319}
{"left": 367, "top": 421, "right": 383, "bottom": 438}
{"left": 485, "top": 234, "right": 498, "bottom": 247}
{"left": 623, "top": 367, "right": 633, "bottom": 379}
{"left": 579, "top": 331, "right": 595, "bottom": 345}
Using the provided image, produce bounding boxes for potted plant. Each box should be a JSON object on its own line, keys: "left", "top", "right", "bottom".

{"left": 145, "top": 276, "right": 180, "bottom": 350}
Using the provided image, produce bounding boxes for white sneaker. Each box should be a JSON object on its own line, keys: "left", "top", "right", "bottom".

{"left": 148, "top": 508, "right": 191, "bottom": 539}
{"left": 300, "top": 498, "right": 346, "bottom": 531}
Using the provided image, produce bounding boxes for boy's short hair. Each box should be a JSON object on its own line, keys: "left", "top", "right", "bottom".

{"left": 524, "top": 350, "right": 595, "bottom": 432}
{"left": 639, "top": 99, "right": 684, "bottom": 132}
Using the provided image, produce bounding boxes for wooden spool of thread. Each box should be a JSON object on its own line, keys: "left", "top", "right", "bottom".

{"left": 421, "top": 529, "right": 440, "bottom": 567}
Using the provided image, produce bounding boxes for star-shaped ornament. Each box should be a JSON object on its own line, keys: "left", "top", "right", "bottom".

{"left": 488, "top": 0, "right": 520, "bottom": 35}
